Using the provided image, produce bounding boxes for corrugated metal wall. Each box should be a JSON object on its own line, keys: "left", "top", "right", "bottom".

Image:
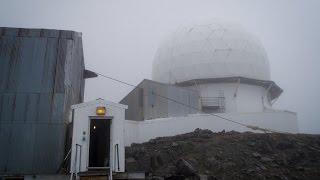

{"left": 0, "top": 27, "right": 85, "bottom": 174}
{"left": 120, "top": 79, "right": 199, "bottom": 121}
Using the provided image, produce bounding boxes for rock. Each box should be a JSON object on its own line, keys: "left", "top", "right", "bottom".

{"left": 255, "top": 163, "right": 267, "bottom": 170}
{"left": 166, "top": 165, "right": 175, "bottom": 174}
{"left": 166, "top": 149, "right": 179, "bottom": 160}
{"left": 125, "top": 157, "right": 139, "bottom": 171}
{"left": 198, "top": 174, "right": 218, "bottom": 180}
{"left": 248, "top": 142, "right": 256, "bottom": 147}
{"left": 164, "top": 175, "right": 184, "bottom": 180}
{"left": 207, "top": 176, "right": 219, "bottom": 180}
{"left": 277, "top": 142, "right": 294, "bottom": 150}
{"left": 221, "top": 162, "right": 236, "bottom": 169}
{"left": 137, "top": 155, "right": 152, "bottom": 172}
{"left": 150, "top": 176, "right": 164, "bottom": 180}
{"left": 261, "top": 157, "right": 273, "bottom": 162}
{"left": 158, "top": 155, "right": 164, "bottom": 165}
{"left": 172, "top": 142, "right": 179, "bottom": 147}
{"left": 185, "top": 175, "right": 200, "bottom": 180}
{"left": 256, "top": 141, "right": 273, "bottom": 154}
{"left": 126, "top": 157, "right": 136, "bottom": 163}
{"left": 151, "top": 155, "right": 160, "bottom": 169}
{"left": 125, "top": 130, "right": 320, "bottom": 179}
{"left": 245, "top": 168, "right": 256, "bottom": 174}
{"left": 295, "top": 166, "right": 304, "bottom": 171}
{"left": 252, "top": 152, "right": 261, "bottom": 158}
{"left": 200, "top": 134, "right": 212, "bottom": 139}
{"left": 205, "top": 158, "right": 221, "bottom": 170}
{"left": 175, "top": 159, "right": 195, "bottom": 177}
{"left": 131, "top": 143, "right": 140, "bottom": 147}
{"left": 188, "top": 158, "right": 199, "bottom": 169}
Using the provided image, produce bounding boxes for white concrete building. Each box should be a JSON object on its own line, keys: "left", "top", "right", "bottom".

{"left": 152, "top": 18, "right": 279, "bottom": 113}
{"left": 122, "top": 19, "right": 298, "bottom": 146}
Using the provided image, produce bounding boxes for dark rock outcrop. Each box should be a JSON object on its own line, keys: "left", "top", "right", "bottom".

{"left": 125, "top": 129, "right": 320, "bottom": 180}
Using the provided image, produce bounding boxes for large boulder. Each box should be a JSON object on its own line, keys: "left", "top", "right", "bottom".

{"left": 175, "top": 159, "right": 195, "bottom": 177}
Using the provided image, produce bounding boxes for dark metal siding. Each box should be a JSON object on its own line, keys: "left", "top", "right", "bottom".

{"left": 0, "top": 27, "right": 85, "bottom": 175}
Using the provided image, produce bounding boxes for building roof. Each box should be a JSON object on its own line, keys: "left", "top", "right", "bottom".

{"left": 152, "top": 18, "right": 270, "bottom": 84}
{"left": 0, "top": 27, "right": 81, "bottom": 40}
{"left": 176, "top": 76, "right": 283, "bottom": 100}
{"left": 72, "top": 98, "right": 128, "bottom": 110}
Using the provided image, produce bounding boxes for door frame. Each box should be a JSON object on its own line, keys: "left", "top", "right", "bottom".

{"left": 87, "top": 116, "right": 113, "bottom": 170}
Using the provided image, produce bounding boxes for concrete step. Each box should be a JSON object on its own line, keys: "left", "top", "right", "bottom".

{"left": 80, "top": 176, "right": 109, "bottom": 180}
{"left": 78, "top": 171, "right": 109, "bottom": 177}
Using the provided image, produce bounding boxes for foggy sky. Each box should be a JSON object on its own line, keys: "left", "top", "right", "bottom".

{"left": 1, "top": 0, "right": 319, "bottom": 133}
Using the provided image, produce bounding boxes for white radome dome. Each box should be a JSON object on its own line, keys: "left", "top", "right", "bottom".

{"left": 152, "top": 19, "right": 270, "bottom": 84}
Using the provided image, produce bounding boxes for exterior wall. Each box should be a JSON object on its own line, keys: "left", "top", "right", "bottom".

{"left": 188, "top": 83, "right": 271, "bottom": 113}
{"left": 119, "top": 86, "right": 144, "bottom": 121}
{"left": 70, "top": 100, "right": 127, "bottom": 173}
{"left": 0, "top": 27, "right": 85, "bottom": 175}
{"left": 124, "top": 111, "right": 298, "bottom": 146}
{"left": 120, "top": 79, "right": 199, "bottom": 121}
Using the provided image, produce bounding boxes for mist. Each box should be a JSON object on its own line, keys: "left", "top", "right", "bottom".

{"left": 1, "top": 0, "right": 319, "bottom": 133}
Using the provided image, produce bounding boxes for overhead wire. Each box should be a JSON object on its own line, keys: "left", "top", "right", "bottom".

{"left": 95, "top": 72, "right": 290, "bottom": 134}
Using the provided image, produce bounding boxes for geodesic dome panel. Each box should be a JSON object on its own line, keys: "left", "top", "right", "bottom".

{"left": 152, "top": 19, "right": 270, "bottom": 84}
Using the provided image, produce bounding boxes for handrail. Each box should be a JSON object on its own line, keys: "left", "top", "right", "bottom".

{"left": 201, "top": 97, "right": 225, "bottom": 107}
{"left": 70, "top": 144, "right": 82, "bottom": 180}
{"left": 114, "top": 144, "right": 120, "bottom": 171}
{"left": 76, "top": 144, "right": 82, "bottom": 173}
{"left": 56, "top": 148, "right": 71, "bottom": 173}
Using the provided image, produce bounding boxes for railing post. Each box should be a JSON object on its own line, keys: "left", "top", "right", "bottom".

{"left": 116, "top": 144, "right": 120, "bottom": 171}
{"left": 75, "top": 145, "right": 78, "bottom": 180}
{"left": 75, "top": 144, "right": 82, "bottom": 180}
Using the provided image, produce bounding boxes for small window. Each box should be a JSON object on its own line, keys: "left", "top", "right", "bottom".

{"left": 148, "top": 89, "right": 156, "bottom": 106}
{"left": 138, "top": 89, "right": 143, "bottom": 107}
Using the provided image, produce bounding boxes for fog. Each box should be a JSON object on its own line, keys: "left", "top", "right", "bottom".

{"left": 1, "top": 0, "right": 319, "bottom": 133}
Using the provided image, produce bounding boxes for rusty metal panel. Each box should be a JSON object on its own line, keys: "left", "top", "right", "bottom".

{"left": 0, "top": 27, "right": 85, "bottom": 175}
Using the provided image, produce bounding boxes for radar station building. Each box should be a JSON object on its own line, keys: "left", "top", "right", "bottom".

{"left": 121, "top": 19, "right": 298, "bottom": 145}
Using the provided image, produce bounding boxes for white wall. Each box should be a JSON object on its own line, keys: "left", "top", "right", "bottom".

{"left": 124, "top": 110, "right": 298, "bottom": 146}
{"left": 70, "top": 100, "right": 127, "bottom": 173}
{"left": 189, "top": 83, "right": 271, "bottom": 113}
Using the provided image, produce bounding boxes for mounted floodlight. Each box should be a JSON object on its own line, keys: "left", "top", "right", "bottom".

{"left": 96, "top": 107, "right": 106, "bottom": 115}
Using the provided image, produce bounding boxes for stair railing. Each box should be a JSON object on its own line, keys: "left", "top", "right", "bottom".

{"left": 70, "top": 144, "right": 82, "bottom": 180}
{"left": 114, "top": 144, "right": 120, "bottom": 171}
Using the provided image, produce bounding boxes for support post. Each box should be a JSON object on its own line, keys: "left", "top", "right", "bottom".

{"left": 234, "top": 78, "right": 241, "bottom": 98}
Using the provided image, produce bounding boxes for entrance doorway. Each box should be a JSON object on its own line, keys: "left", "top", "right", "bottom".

{"left": 89, "top": 119, "right": 111, "bottom": 168}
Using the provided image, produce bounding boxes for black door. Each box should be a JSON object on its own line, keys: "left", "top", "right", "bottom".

{"left": 89, "top": 119, "right": 111, "bottom": 167}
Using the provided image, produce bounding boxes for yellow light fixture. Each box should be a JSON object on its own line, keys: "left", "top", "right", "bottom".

{"left": 96, "top": 107, "right": 106, "bottom": 115}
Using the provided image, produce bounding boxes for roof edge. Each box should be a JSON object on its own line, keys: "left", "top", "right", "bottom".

{"left": 72, "top": 98, "right": 128, "bottom": 110}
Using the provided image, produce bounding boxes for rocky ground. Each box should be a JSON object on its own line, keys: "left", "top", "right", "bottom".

{"left": 125, "top": 129, "right": 320, "bottom": 180}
